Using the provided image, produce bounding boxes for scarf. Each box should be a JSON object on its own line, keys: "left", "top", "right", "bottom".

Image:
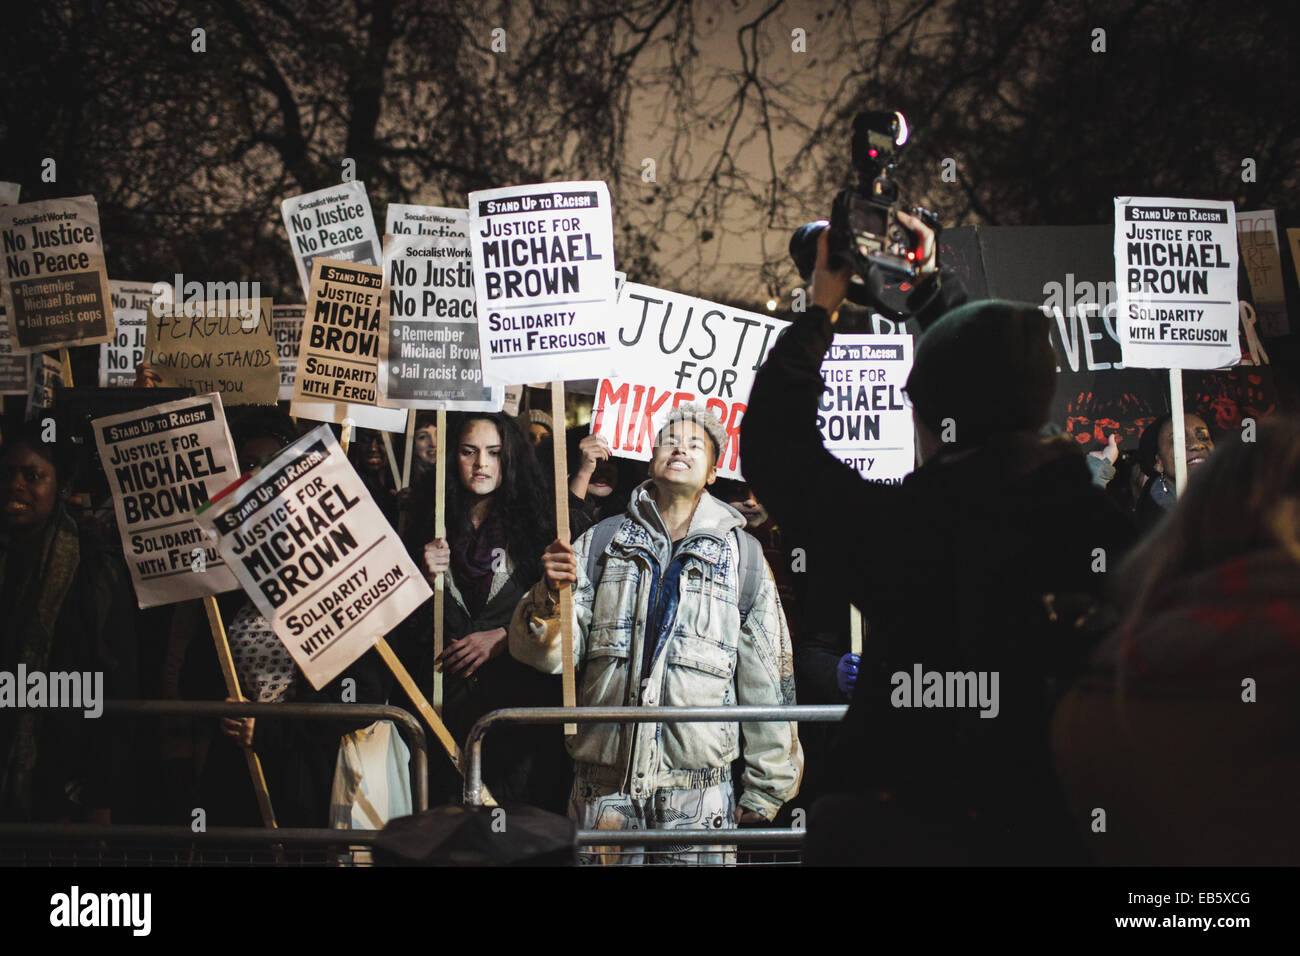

{"left": 451, "top": 510, "right": 507, "bottom": 617}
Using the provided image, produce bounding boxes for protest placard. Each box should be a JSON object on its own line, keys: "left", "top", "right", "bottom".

{"left": 0, "top": 313, "right": 26, "bottom": 394}
{"left": 100, "top": 309, "right": 147, "bottom": 387}
{"left": 291, "top": 259, "right": 406, "bottom": 432}
{"left": 379, "top": 222, "right": 501, "bottom": 410}
{"left": 92, "top": 393, "right": 241, "bottom": 607}
{"left": 1288, "top": 229, "right": 1300, "bottom": 290}
{"left": 195, "top": 424, "right": 432, "bottom": 689}
{"left": 818, "top": 334, "right": 915, "bottom": 483}
{"left": 272, "top": 304, "right": 305, "bottom": 401}
{"left": 0, "top": 195, "right": 115, "bottom": 353}
{"left": 467, "top": 181, "right": 617, "bottom": 385}
{"left": 385, "top": 202, "right": 466, "bottom": 238}
{"left": 99, "top": 280, "right": 156, "bottom": 387}
{"left": 26, "top": 352, "right": 63, "bottom": 418}
{"left": 1236, "top": 210, "right": 1290, "bottom": 338}
{"left": 503, "top": 385, "right": 522, "bottom": 417}
{"left": 1114, "top": 197, "right": 1240, "bottom": 370}
{"left": 0, "top": 183, "right": 18, "bottom": 205}
{"left": 281, "top": 182, "right": 381, "bottom": 300}
{"left": 591, "top": 283, "right": 788, "bottom": 480}
{"left": 110, "top": 279, "right": 158, "bottom": 314}
{"left": 144, "top": 294, "right": 278, "bottom": 404}
{"left": 958, "top": 224, "right": 1275, "bottom": 453}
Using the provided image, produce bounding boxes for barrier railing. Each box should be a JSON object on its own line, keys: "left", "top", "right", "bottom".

{"left": 0, "top": 824, "right": 381, "bottom": 867}
{"left": 1, "top": 703, "right": 846, "bottom": 866}
{"left": 463, "top": 704, "right": 847, "bottom": 806}
{"left": 464, "top": 705, "right": 846, "bottom": 865}
{"left": 100, "top": 699, "right": 429, "bottom": 813}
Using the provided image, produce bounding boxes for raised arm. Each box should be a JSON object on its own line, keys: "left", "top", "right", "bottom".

{"left": 741, "top": 230, "right": 897, "bottom": 554}
{"left": 742, "top": 225, "right": 968, "bottom": 605}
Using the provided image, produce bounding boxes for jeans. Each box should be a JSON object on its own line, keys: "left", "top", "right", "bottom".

{"left": 569, "top": 777, "right": 737, "bottom": 865}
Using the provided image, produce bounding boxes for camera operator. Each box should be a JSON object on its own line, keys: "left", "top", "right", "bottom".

{"left": 741, "top": 223, "right": 1136, "bottom": 865}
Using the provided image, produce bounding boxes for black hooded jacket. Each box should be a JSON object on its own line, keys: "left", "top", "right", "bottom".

{"left": 741, "top": 303, "right": 1135, "bottom": 863}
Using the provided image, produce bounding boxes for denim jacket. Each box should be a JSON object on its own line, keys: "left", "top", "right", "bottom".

{"left": 508, "top": 483, "right": 803, "bottom": 820}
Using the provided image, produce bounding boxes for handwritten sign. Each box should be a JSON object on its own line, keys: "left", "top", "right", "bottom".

{"left": 592, "top": 284, "right": 787, "bottom": 479}
{"left": 144, "top": 296, "right": 278, "bottom": 404}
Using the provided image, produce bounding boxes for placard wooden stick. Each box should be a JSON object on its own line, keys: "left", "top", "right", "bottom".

{"left": 551, "top": 382, "right": 577, "bottom": 735}
{"left": 374, "top": 637, "right": 495, "bottom": 806}
{"left": 381, "top": 431, "right": 401, "bottom": 489}
{"left": 202, "top": 595, "right": 278, "bottom": 830}
{"left": 433, "top": 409, "right": 446, "bottom": 716}
{"left": 1170, "top": 369, "right": 1187, "bottom": 498}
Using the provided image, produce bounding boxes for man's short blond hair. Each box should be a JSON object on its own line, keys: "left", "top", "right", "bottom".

{"left": 656, "top": 403, "right": 727, "bottom": 465}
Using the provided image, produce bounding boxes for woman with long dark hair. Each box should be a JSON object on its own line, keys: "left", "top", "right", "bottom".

{"left": 399, "top": 411, "right": 584, "bottom": 809}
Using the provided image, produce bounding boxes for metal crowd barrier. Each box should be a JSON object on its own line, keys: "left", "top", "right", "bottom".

{"left": 0, "top": 703, "right": 847, "bottom": 866}
{"left": 464, "top": 704, "right": 848, "bottom": 865}
{"left": 464, "top": 704, "right": 847, "bottom": 805}
{"left": 0, "top": 699, "right": 423, "bottom": 867}
{"left": 102, "top": 699, "right": 429, "bottom": 812}
{"left": 0, "top": 824, "right": 382, "bottom": 867}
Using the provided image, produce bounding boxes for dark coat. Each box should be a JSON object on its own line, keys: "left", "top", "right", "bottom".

{"left": 394, "top": 497, "right": 591, "bottom": 812}
{"left": 183, "top": 596, "right": 389, "bottom": 829}
{"left": 742, "top": 302, "right": 1136, "bottom": 864}
{"left": 392, "top": 558, "right": 552, "bottom": 746}
{"left": 1134, "top": 478, "right": 1171, "bottom": 534}
{"left": 0, "top": 515, "right": 139, "bottom": 822}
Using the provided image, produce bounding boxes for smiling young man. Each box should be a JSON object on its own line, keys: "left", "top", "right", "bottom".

{"left": 509, "top": 404, "right": 802, "bottom": 863}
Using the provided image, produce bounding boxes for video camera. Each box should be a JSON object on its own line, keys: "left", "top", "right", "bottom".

{"left": 790, "top": 110, "right": 941, "bottom": 315}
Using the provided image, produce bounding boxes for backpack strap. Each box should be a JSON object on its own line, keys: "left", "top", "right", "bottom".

{"left": 583, "top": 515, "right": 626, "bottom": 590}
{"left": 733, "top": 528, "right": 764, "bottom": 623}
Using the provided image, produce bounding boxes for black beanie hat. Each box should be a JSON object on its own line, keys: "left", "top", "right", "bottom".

{"left": 904, "top": 299, "right": 1057, "bottom": 444}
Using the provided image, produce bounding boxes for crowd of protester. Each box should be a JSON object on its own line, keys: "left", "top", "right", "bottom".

{"left": 1, "top": 301, "right": 1296, "bottom": 865}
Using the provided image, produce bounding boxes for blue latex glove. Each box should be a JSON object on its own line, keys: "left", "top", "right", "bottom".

{"left": 836, "top": 653, "right": 860, "bottom": 698}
